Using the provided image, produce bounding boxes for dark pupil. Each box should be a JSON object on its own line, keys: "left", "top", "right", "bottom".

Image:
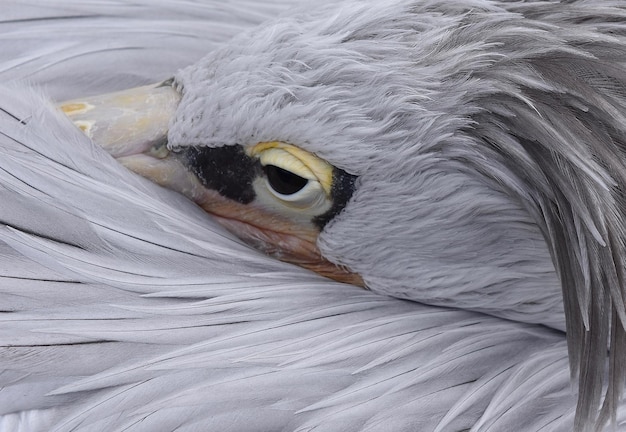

{"left": 264, "top": 165, "right": 309, "bottom": 195}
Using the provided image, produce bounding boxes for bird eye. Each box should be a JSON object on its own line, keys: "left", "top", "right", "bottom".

{"left": 264, "top": 165, "right": 309, "bottom": 195}
{"left": 246, "top": 142, "right": 335, "bottom": 216}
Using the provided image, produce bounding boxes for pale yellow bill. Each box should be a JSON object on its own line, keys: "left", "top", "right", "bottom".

{"left": 59, "top": 82, "right": 180, "bottom": 158}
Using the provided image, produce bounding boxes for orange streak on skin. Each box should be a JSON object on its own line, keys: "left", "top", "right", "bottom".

{"left": 196, "top": 193, "right": 365, "bottom": 287}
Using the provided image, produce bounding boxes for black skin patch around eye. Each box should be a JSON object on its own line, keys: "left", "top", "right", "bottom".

{"left": 182, "top": 145, "right": 259, "bottom": 204}
{"left": 314, "top": 167, "right": 358, "bottom": 229}
{"left": 181, "top": 144, "right": 357, "bottom": 230}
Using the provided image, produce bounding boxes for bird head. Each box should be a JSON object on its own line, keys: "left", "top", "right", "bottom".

{"left": 60, "top": 0, "right": 569, "bottom": 327}
{"left": 60, "top": 1, "right": 626, "bottom": 428}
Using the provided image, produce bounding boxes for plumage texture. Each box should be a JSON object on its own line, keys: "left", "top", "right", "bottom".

{"left": 1, "top": 0, "right": 626, "bottom": 431}
{"left": 0, "top": 85, "right": 604, "bottom": 431}
{"left": 170, "top": 1, "right": 626, "bottom": 428}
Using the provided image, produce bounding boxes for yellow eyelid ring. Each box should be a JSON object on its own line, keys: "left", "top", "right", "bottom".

{"left": 246, "top": 141, "right": 334, "bottom": 195}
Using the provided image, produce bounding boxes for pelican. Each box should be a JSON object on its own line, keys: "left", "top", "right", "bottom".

{"left": 1, "top": 0, "right": 626, "bottom": 431}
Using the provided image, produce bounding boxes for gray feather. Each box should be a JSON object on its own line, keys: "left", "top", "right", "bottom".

{"left": 3, "top": 1, "right": 626, "bottom": 431}
{"left": 0, "top": 67, "right": 595, "bottom": 432}
{"left": 169, "top": 1, "right": 626, "bottom": 429}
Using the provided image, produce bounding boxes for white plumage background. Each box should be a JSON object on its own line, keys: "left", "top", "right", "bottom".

{"left": 0, "top": 1, "right": 625, "bottom": 431}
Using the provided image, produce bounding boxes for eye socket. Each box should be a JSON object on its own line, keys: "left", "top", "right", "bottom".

{"left": 246, "top": 142, "right": 335, "bottom": 217}
{"left": 264, "top": 164, "right": 309, "bottom": 195}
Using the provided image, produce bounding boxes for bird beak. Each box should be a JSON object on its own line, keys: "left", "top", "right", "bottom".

{"left": 59, "top": 81, "right": 201, "bottom": 203}
{"left": 59, "top": 80, "right": 180, "bottom": 159}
